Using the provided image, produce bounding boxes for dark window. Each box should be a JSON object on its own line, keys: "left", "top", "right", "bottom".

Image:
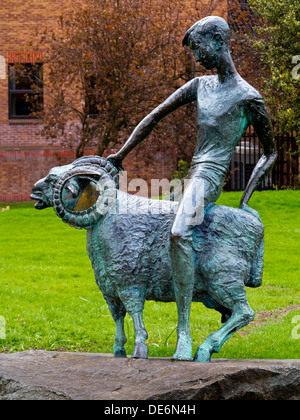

{"left": 8, "top": 63, "right": 43, "bottom": 119}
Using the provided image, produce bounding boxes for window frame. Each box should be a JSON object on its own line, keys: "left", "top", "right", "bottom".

{"left": 8, "top": 63, "right": 44, "bottom": 120}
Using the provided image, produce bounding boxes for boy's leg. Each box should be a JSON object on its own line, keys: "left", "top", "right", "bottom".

{"left": 171, "top": 177, "right": 205, "bottom": 360}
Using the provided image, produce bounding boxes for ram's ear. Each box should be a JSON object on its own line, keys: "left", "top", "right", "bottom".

{"left": 65, "top": 182, "right": 80, "bottom": 198}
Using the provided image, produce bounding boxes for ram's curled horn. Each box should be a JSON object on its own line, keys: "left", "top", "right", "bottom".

{"left": 72, "top": 155, "right": 120, "bottom": 188}
{"left": 52, "top": 157, "right": 118, "bottom": 229}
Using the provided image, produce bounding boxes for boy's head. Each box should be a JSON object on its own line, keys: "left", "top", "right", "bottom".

{"left": 183, "top": 16, "right": 231, "bottom": 70}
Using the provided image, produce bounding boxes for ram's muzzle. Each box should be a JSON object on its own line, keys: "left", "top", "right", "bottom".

{"left": 31, "top": 178, "right": 53, "bottom": 210}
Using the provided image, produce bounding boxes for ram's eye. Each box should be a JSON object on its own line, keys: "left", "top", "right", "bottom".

{"left": 47, "top": 174, "right": 58, "bottom": 182}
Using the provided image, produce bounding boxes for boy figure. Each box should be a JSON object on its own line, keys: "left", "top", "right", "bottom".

{"left": 108, "top": 16, "right": 277, "bottom": 360}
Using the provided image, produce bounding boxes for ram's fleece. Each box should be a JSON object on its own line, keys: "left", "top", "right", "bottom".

{"left": 31, "top": 156, "right": 264, "bottom": 362}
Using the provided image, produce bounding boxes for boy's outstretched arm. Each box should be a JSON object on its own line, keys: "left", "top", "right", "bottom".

{"left": 107, "top": 78, "right": 198, "bottom": 170}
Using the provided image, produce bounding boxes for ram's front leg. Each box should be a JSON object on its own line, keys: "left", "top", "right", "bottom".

{"left": 130, "top": 311, "right": 148, "bottom": 359}
{"left": 119, "top": 287, "right": 148, "bottom": 359}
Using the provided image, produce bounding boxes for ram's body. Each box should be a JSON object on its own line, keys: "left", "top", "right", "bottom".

{"left": 31, "top": 156, "right": 264, "bottom": 361}
{"left": 88, "top": 190, "right": 263, "bottom": 310}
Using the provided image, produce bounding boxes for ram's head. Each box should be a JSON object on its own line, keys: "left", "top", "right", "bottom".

{"left": 31, "top": 156, "right": 118, "bottom": 229}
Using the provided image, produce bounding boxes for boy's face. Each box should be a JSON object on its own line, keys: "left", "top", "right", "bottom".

{"left": 188, "top": 31, "right": 221, "bottom": 71}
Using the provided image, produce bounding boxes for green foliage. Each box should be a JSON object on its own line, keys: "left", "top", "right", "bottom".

{"left": 249, "top": 0, "right": 300, "bottom": 136}
{"left": 170, "top": 159, "right": 190, "bottom": 181}
{"left": 0, "top": 191, "right": 299, "bottom": 358}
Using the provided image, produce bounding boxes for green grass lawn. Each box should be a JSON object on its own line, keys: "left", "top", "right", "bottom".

{"left": 0, "top": 190, "right": 299, "bottom": 359}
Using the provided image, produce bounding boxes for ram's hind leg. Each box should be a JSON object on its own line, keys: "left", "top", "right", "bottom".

{"left": 194, "top": 276, "right": 255, "bottom": 363}
{"left": 106, "top": 298, "right": 127, "bottom": 358}
{"left": 246, "top": 237, "right": 264, "bottom": 288}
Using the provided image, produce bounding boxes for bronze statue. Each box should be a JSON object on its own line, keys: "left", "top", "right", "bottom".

{"left": 31, "top": 16, "right": 277, "bottom": 362}
{"left": 107, "top": 16, "right": 277, "bottom": 360}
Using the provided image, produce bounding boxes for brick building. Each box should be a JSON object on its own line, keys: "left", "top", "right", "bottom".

{"left": 0, "top": 1, "right": 229, "bottom": 202}
{"left": 0, "top": 0, "right": 82, "bottom": 202}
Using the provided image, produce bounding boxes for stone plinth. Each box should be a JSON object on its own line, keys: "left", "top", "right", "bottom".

{"left": 0, "top": 351, "right": 299, "bottom": 400}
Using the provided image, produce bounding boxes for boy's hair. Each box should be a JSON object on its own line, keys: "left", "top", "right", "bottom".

{"left": 183, "top": 16, "right": 231, "bottom": 47}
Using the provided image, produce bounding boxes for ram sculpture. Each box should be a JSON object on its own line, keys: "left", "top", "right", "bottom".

{"left": 31, "top": 156, "right": 264, "bottom": 362}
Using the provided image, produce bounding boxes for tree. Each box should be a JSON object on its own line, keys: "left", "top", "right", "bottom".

{"left": 248, "top": 0, "right": 300, "bottom": 136}
{"left": 227, "top": 0, "right": 268, "bottom": 92}
{"left": 32, "top": 0, "right": 222, "bottom": 159}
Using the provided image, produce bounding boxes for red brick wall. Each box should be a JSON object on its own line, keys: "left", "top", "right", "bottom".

{"left": 0, "top": 0, "right": 227, "bottom": 202}
{"left": 0, "top": 148, "right": 72, "bottom": 202}
{"left": 0, "top": 0, "right": 83, "bottom": 202}
{"left": 0, "top": 146, "right": 178, "bottom": 202}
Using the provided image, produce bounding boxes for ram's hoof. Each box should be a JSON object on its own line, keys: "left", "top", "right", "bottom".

{"left": 193, "top": 347, "right": 211, "bottom": 363}
{"left": 114, "top": 349, "right": 127, "bottom": 358}
{"left": 132, "top": 343, "right": 148, "bottom": 359}
{"left": 172, "top": 335, "right": 192, "bottom": 361}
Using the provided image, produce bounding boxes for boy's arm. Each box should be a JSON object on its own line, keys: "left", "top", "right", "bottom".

{"left": 108, "top": 78, "right": 199, "bottom": 169}
{"left": 240, "top": 97, "right": 278, "bottom": 208}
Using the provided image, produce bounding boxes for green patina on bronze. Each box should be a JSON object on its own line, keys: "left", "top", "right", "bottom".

{"left": 32, "top": 156, "right": 264, "bottom": 362}
{"left": 31, "top": 16, "right": 277, "bottom": 362}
